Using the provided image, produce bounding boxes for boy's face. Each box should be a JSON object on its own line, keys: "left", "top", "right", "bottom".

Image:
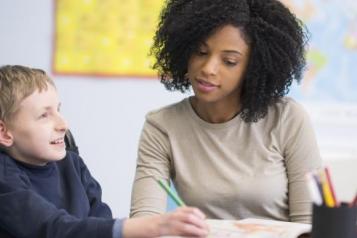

{"left": 6, "top": 83, "right": 68, "bottom": 165}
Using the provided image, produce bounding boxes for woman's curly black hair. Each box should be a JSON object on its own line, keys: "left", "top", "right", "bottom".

{"left": 151, "top": 0, "right": 309, "bottom": 122}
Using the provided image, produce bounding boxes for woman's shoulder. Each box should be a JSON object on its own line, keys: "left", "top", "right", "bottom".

{"left": 274, "top": 97, "right": 308, "bottom": 117}
{"left": 261, "top": 97, "right": 309, "bottom": 127}
{"left": 142, "top": 98, "right": 192, "bottom": 134}
{"left": 145, "top": 98, "right": 190, "bottom": 123}
{"left": 267, "top": 97, "right": 311, "bottom": 130}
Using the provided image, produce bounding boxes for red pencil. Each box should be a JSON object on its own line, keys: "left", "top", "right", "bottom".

{"left": 324, "top": 167, "right": 339, "bottom": 207}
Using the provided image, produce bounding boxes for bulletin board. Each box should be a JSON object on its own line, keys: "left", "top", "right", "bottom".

{"left": 52, "top": 0, "right": 164, "bottom": 77}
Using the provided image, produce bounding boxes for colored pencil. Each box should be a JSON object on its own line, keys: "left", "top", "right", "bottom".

{"left": 312, "top": 173, "right": 324, "bottom": 205}
{"left": 157, "top": 179, "right": 185, "bottom": 207}
{"left": 324, "top": 167, "right": 339, "bottom": 207}
{"left": 306, "top": 173, "right": 323, "bottom": 205}
{"left": 320, "top": 170, "right": 335, "bottom": 207}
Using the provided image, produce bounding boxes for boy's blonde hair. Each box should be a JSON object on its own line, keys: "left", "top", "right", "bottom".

{"left": 0, "top": 65, "right": 55, "bottom": 123}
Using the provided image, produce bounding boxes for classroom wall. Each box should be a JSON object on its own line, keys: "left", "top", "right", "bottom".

{"left": 0, "top": 0, "right": 356, "bottom": 217}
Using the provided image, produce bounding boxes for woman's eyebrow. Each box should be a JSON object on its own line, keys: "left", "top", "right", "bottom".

{"left": 222, "top": 50, "right": 242, "bottom": 56}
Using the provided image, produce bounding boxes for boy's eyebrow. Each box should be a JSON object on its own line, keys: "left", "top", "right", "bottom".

{"left": 41, "top": 103, "right": 61, "bottom": 111}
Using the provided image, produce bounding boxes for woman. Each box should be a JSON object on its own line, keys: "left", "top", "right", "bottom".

{"left": 130, "top": 0, "right": 322, "bottom": 224}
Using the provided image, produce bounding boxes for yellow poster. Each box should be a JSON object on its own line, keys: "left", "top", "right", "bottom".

{"left": 53, "top": 0, "right": 164, "bottom": 77}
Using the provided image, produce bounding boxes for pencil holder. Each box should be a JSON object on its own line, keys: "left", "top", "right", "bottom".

{"left": 311, "top": 203, "right": 357, "bottom": 238}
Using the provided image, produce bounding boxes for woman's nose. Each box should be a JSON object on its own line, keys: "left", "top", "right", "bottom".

{"left": 201, "top": 57, "right": 219, "bottom": 76}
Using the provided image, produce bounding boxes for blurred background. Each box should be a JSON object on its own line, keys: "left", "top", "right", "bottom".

{"left": 0, "top": 0, "right": 356, "bottom": 217}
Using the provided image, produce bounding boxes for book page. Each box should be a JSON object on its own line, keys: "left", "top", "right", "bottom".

{"left": 161, "top": 218, "right": 311, "bottom": 238}
{"left": 209, "top": 219, "right": 311, "bottom": 238}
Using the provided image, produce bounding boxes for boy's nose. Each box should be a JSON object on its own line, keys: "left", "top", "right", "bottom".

{"left": 55, "top": 114, "right": 68, "bottom": 132}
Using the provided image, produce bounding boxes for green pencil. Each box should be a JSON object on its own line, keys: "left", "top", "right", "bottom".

{"left": 157, "top": 179, "right": 186, "bottom": 207}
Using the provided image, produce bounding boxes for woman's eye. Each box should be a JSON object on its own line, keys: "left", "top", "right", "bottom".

{"left": 196, "top": 49, "right": 207, "bottom": 56}
{"left": 224, "top": 60, "right": 238, "bottom": 66}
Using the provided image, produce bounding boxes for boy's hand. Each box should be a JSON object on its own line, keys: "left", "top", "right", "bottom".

{"left": 123, "top": 207, "right": 209, "bottom": 238}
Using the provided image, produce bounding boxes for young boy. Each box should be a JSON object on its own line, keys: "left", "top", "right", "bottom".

{"left": 0, "top": 65, "right": 208, "bottom": 238}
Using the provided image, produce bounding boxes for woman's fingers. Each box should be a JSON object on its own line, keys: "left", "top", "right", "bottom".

{"left": 177, "top": 207, "right": 206, "bottom": 219}
{"left": 159, "top": 207, "right": 209, "bottom": 236}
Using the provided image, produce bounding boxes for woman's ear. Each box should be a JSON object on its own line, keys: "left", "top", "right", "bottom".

{"left": 0, "top": 120, "right": 13, "bottom": 147}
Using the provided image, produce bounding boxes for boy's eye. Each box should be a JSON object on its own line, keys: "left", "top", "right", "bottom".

{"left": 39, "top": 112, "right": 49, "bottom": 119}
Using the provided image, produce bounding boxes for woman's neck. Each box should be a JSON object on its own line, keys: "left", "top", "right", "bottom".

{"left": 190, "top": 96, "right": 241, "bottom": 123}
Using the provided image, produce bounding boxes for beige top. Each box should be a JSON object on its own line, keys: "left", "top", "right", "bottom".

{"left": 130, "top": 97, "right": 322, "bottom": 223}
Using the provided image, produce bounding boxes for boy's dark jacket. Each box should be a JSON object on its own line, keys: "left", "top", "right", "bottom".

{"left": 0, "top": 151, "right": 115, "bottom": 238}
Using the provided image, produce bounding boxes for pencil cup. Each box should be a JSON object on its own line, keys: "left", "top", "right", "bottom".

{"left": 311, "top": 203, "right": 357, "bottom": 238}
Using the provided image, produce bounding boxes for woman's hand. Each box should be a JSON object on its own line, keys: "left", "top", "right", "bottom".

{"left": 155, "top": 207, "right": 209, "bottom": 237}
{"left": 123, "top": 207, "right": 209, "bottom": 238}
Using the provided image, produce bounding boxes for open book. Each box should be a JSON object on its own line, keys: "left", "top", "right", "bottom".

{"left": 161, "top": 218, "right": 311, "bottom": 238}
{"left": 207, "top": 219, "right": 311, "bottom": 238}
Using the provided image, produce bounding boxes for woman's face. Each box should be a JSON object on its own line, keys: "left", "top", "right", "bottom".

{"left": 187, "top": 24, "right": 250, "bottom": 106}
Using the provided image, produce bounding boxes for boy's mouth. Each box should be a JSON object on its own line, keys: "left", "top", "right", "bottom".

{"left": 50, "top": 138, "right": 64, "bottom": 144}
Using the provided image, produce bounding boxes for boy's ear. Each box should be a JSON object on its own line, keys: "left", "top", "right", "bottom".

{"left": 0, "top": 120, "right": 14, "bottom": 147}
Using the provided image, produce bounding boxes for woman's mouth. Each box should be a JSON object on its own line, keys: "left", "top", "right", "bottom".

{"left": 196, "top": 79, "right": 218, "bottom": 93}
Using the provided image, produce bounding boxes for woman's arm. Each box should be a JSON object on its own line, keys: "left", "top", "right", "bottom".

{"left": 130, "top": 118, "right": 173, "bottom": 217}
{"left": 281, "top": 100, "right": 323, "bottom": 223}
